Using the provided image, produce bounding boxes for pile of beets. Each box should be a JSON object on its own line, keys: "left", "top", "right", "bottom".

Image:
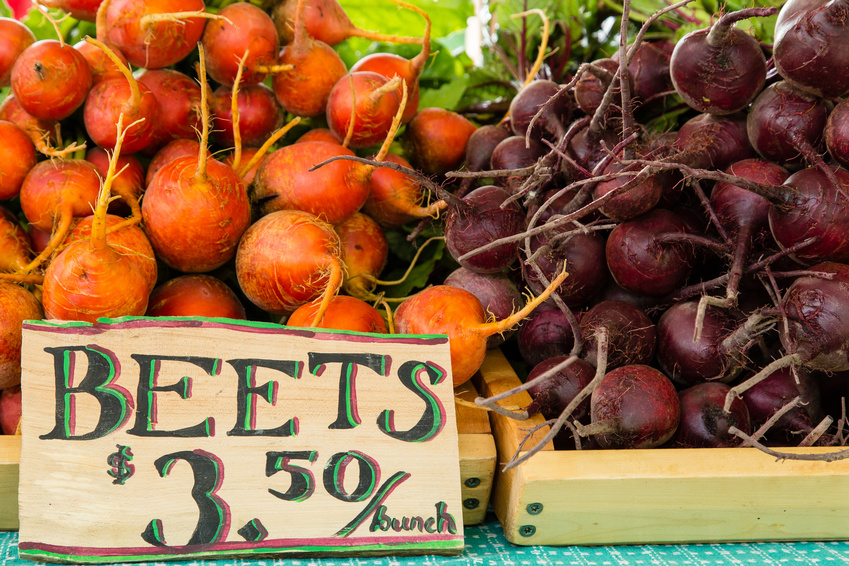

{"left": 0, "top": 0, "right": 846, "bottom": 466}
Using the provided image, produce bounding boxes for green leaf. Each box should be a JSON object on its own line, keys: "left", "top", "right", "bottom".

{"left": 339, "top": 0, "right": 473, "bottom": 43}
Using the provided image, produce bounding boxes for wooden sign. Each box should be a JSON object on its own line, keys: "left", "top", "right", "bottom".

{"left": 17, "top": 317, "right": 464, "bottom": 563}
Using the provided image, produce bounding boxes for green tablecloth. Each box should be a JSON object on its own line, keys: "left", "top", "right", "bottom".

{"left": 4, "top": 512, "right": 849, "bottom": 566}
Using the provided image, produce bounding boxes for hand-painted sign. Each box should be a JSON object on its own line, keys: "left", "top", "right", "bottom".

{"left": 17, "top": 317, "right": 463, "bottom": 563}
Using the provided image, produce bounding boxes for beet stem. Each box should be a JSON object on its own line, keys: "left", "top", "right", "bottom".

{"left": 618, "top": 0, "right": 636, "bottom": 159}
{"left": 229, "top": 49, "right": 250, "bottom": 172}
{"left": 511, "top": 9, "right": 550, "bottom": 88}
{"left": 739, "top": 396, "right": 804, "bottom": 447}
{"left": 503, "top": 327, "right": 608, "bottom": 470}
{"left": 799, "top": 416, "right": 834, "bottom": 447}
{"left": 474, "top": 354, "right": 580, "bottom": 414}
{"left": 85, "top": 36, "right": 142, "bottom": 110}
{"left": 692, "top": 178, "right": 731, "bottom": 243}
{"left": 309, "top": 258, "right": 343, "bottom": 328}
{"left": 476, "top": 264, "right": 569, "bottom": 338}
{"left": 707, "top": 7, "right": 777, "bottom": 49}
{"left": 729, "top": 426, "right": 849, "bottom": 462}
{"left": 196, "top": 44, "right": 210, "bottom": 183}
{"left": 724, "top": 353, "right": 803, "bottom": 413}
{"left": 237, "top": 117, "right": 302, "bottom": 179}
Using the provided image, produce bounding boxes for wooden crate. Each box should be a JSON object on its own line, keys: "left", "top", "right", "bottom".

{"left": 0, "top": 385, "right": 496, "bottom": 532}
{"left": 476, "top": 348, "right": 849, "bottom": 546}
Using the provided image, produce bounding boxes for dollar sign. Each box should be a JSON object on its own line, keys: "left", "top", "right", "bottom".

{"left": 107, "top": 444, "right": 134, "bottom": 485}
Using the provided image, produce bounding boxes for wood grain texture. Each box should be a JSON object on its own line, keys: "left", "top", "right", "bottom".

{"left": 0, "top": 435, "right": 19, "bottom": 530}
{"left": 477, "top": 350, "right": 849, "bottom": 546}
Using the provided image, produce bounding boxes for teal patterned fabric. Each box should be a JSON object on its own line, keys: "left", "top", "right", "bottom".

{"left": 3, "top": 514, "right": 849, "bottom": 565}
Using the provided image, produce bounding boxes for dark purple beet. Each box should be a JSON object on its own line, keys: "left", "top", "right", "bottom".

{"left": 768, "top": 166, "right": 849, "bottom": 264}
{"left": 605, "top": 209, "right": 696, "bottom": 297}
{"left": 780, "top": 263, "right": 849, "bottom": 372}
{"left": 674, "top": 112, "right": 755, "bottom": 170}
{"left": 444, "top": 185, "right": 525, "bottom": 274}
{"left": 517, "top": 303, "right": 575, "bottom": 366}
{"left": 669, "top": 8, "right": 771, "bottom": 115}
{"left": 526, "top": 355, "right": 595, "bottom": 421}
{"left": 825, "top": 98, "right": 849, "bottom": 169}
{"left": 774, "top": 0, "right": 849, "bottom": 99}
{"left": 671, "top": 382, "right": 751, "bottom": 448}
{"left": 579, "top": 300, "right": 656, "bottom": 371}
{"left": 508, "top": 79, "right": 570, "bottom": 140}
{"left": 574, "top": 58, "right": 626, "bottom": 117}
{"left": 489, "top": 135, "right": 548, "bottom": 191}
{"left": 567, "top": 124, "right": 621, "bottom": 176}
{"left": 655, "top": 301, "right": 742, "bottom": 386}
{"left": 741, "top": 366, "right": 823, "bottom": 443}
{"left": 522, "top": 229, "right": 608, "bottom": 308}
{"left": 597, "top": 280, "right": 662, "bottom": 311}
{"left": 612, "top": 40, "right": 673, "bottom": 112}
{"left": 526, "top": 187, "right": 600, "bottom": 226}
{"left": 746, "top": 81, "right": 829, "bottom": 169}
{"left": 444, "top": 267, "right": 523, "bottom": 348}
{"left": 710, "top": 159, "right": 789, "bottom": 303}
{"left": 463, "top": 124, "right": 512, "bottom": 174}
{"left": 589, "top": 364, "right": 680, "bottom": 449}
{"left": 592, "top": 160, "right": 663, "bottom": 221}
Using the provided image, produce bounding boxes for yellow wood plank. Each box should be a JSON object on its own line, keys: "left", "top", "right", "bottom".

{"left": 454, "top": 381, "right": 491, "bottom": 435}
{"left": 0, "top": 435, "right": 20, "bottom": 531}
{"left": 458, "top": 434, "right": 496, "bottom": 525}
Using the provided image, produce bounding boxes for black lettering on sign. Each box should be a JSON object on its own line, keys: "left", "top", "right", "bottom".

{"left": 227, "top": 358, "right": 302, "bottom": 437}
{"left": 142, "top": 450, "right": 230, "bottom": 548}
{"left": 266, "top": 450, "right": 318, "bottom": 502}
{"left": 307, "top": 353, "right": 390, "bottom": 430}
{"left": 377, "top": 361, "right": 448, "bottom": 443}
{"left": 40, "top": 345, "right": 132, "bottom": 440}
{"left": 128, "top": 355, "right": 220, "bottom": 438}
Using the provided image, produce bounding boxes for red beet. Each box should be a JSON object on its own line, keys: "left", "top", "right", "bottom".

{"left": 825, "top": 98, "right": 849, "bottom": 169}
{"left": 768, "top": 166, "right": 849, "bottom": 264}
{"left": 146, "top": 274, "right": 246, "bottom": 319}
{"left": 522, "top": 230, "right": 608, "bottom": 308}
{"left": 526, "top": 356, "right": 595, "bottom": 421}
{"left": 605, "top": 209, "right": 696, "bottom": 297}
{"left": 489, "top": 135, "right": 549, "bottom": 192}
{"left": 671, "top": 382, "right": 751, "bottom": 448}
{"left": 669, "top": 8, "right": 772, "bottom": 114}
{"left": 673, "top": 112, "right": 754, "bottom": 170}
{"left": 741, "top": 366, "right": 822, "bottom": 442}
{"left": 747, "top": 81, "right": 829, "bottom": 169}
{"left": 587, "top": 364, "right": 680, "bottom": 449}
{"left": 508, "top": 79, "right": 569, "bottom": 140}
{"left": 655, "top": 301, "right": 742, "bottom": 386}
{"left": 580, "top": 300, "right": 656, "bottom": 371}
{"left": 444, "top": 185, "right": 525, "bottom": 274}
{"left": 773, "top": 0, "right": 849, "bottom": 99}
{"left": 592, "top": 160, "right": 662, "bottom": 221}
{"left": 517, "top": 303, "right": 576, "bottom": 367}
